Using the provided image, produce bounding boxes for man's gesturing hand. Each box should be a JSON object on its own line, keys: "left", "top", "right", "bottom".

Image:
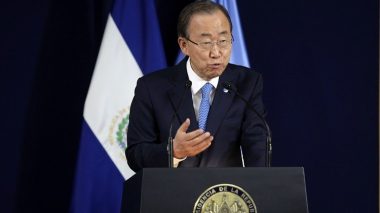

{"left": 173, "top": 118, "right": 213, "bottom": 159}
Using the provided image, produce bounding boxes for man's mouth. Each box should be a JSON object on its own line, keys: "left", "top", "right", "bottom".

{"left": 209, "top": 63, "right": 221, "bottom": 68}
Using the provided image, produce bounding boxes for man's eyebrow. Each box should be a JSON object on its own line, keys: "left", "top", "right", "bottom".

{"left": 200, "top": 33, "right": 212, "bottom": 37}
{"left": 199, "top": 31, "right": 229, "bottom": 37}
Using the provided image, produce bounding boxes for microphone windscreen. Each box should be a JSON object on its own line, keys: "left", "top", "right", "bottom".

{"left": 185, "top": 80, "right": 192, "bottom": 88}
{"left": 222, "top": 81, "right": 234, "bottom": 90}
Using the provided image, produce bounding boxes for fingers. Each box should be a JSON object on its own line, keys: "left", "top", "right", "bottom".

{"left": 186, "top": 135, "right": 213, "bottom": 157}
{"left": 173, "top": 118, "right": 214, "bottom": 158}
{"left": 184, "top": 128, "right": 205, "bottom": 141}
{"left": 176, "top": 118, "right": 205, "bottom": 141}
{"left": 177, "top": 118, "right": 190, "bottom": 133}
{"left": 173, "top": 131, "right": 213, "bottom": 158}
{"left": 188, "top": 131, "right": 212, "bottom": 146}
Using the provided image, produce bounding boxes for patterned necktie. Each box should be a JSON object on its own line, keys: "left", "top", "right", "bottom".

{"left": 198, "top": 83, "right": 213, "bottom": 130}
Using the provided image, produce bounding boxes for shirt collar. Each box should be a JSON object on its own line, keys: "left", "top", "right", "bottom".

{"left": 186, "top": 58, "right": 219, "bottom": 94}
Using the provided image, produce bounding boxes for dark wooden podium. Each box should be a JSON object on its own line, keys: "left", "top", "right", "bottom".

{"left": 121, "top": 167, "right": 309, "bottom": 213}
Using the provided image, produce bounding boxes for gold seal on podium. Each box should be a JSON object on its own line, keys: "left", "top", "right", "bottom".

{"left": 193, "top": 184, "right": 257, "bottom": 213}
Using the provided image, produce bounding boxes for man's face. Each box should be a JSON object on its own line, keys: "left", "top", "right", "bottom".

{"left": 178, "top": 10, "right": 232, "bottom": 81}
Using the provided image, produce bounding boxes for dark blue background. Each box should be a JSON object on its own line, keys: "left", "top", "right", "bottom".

{"left": 1, "top": 0, "right": 378, "bottom": 212}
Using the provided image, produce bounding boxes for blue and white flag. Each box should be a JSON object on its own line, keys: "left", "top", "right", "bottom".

{"left": 176, "top": 0, "right": 250, "bottom": 67}
{"left": 70, "top": 0, "right": 166, "bottom": 212}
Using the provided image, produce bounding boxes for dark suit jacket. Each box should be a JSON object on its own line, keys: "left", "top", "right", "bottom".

{"left": 126, "top": 58, "right": 267, "bottom": 172}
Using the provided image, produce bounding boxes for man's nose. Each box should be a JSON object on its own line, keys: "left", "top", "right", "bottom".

{"left": 209, "top": 44, "right": 221, "bottom": 58}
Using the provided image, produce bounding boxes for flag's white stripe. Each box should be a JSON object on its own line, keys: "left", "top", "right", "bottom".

{"left": 84, "top": 15, "right": 141, "bottom": 180}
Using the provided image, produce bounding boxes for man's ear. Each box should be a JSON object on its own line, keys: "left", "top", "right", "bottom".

{"left": 178, "top": 37, "right": 189, "bottom": 55}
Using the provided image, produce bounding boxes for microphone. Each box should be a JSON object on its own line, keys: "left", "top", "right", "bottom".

{"left": 222, "top": 81, "right": 272, "bottom": 167}
{"left": 168, "top": 80, "right": 192, "bottom": 168}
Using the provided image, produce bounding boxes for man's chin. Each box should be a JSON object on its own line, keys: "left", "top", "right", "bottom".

{"left": 206, "top": 70, "right": 224, "bottom": 79}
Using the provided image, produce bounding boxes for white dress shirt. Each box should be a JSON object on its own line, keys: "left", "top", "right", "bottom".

{"left": 186, "top": 58, "right": 219, "bottom": 120}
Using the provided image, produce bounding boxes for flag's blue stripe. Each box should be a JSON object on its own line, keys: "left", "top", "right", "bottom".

{"left": 70, "top": 121, "right": 124, "bottom": 213}
{"left": 111, "top": 0, "right": 167, "bottom": 74}
{"left": 219, "top": 0, "right": 250, "bottom": 67}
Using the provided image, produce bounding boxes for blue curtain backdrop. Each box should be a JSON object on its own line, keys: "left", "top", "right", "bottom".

{"left": 0, "top": 0, "right": 377, "bottom": 212}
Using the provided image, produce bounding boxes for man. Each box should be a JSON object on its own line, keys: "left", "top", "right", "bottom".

{"left": 126, "top": 1, "right": 267, "bottom": 172}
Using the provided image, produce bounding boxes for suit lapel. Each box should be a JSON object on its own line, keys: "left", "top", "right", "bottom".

{"left": 167, "top": 59, "right": 199, "bottom": 167}
{"left": 167, "top": 59, "right": 198, "bottom": 132}
{"left": 206, "top": 65, "right": 238, "bottom": 136}
{"left": 167, "top": 87, "right": 197, "bottom": 131}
